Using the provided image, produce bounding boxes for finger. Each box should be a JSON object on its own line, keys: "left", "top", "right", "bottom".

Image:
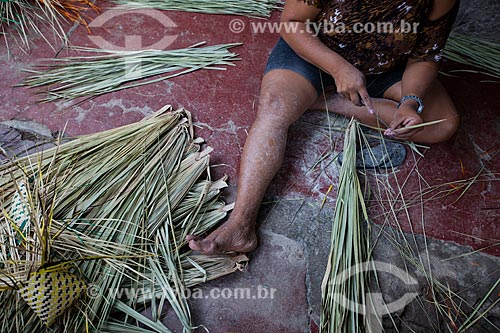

{"left": 385, "top": 118, "right": 404, "bottom": 136}
{"left": 350, "top": 92, "right": 362, "bottom": 107}
{"left": 336, "top": 88, "right": 349, "bottom": 101}
{"left": 359, "top": 87, "right": 374, "bottom": 114}
{"left": 387, "top": 130, "right": 406, "bottom": 140}
{"left": 186, "top": 234, "right": 200, "bottom": 242}
{"left": 392, "top": 127, "right": 419, "bottom": 140}
{"left": 393, "top": 119, "right": 423, "bottom": 137}
{"left": 389, "top": 117, "right": 405, "bottom": 131}
{"left": 403, "top": 118, "right": 419, "bottom": 127}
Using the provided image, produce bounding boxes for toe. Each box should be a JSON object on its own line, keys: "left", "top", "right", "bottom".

{"left": 186, "top": 234, "right": 199, "bottom": 242}
{"left": 187, "top": 238, "right": 203, "bottom": 251}
{"left": 188, "top": 238, "right": 218, "bottom": 254}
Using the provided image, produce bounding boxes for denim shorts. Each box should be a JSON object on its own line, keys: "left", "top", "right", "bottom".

{"left": 264, "top": 38, "right": 405, "bottom": 98}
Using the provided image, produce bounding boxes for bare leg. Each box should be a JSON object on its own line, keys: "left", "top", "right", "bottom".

{"left": 310, "top": 80, "right": 459, "bottom": 144}
{"left": 186, "top": 70, "right": 318, "bottom": 254}
{"left": 186, "top": 76, "right": 459, "bottom": 254}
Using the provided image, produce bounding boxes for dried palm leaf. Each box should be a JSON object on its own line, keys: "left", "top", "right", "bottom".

{"left": 1, "top": 0, "right": 98, "bottom": 51}
{"left": 0, "top": 106, "right": 248, "bottom": 332}
{"left": 22, "top": 42, "right": 241, "bottom": 102}
{"left": 444, "top": 33, "right": 500, "bottom": 79}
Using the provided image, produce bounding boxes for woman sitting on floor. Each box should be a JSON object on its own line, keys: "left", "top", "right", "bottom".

{"left": 187, "top": 0, "right": 461, "bottom": 254}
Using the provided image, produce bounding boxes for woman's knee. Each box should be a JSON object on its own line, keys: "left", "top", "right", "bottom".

{"left": 255, "top": 88, "right": 291, "bottom": 128}
{"left": 258, "top": 86, "right": 288, "bottom": 113}
{"left": 255, "top": 71, "right": 318, "bottom": 127}
{"left": 256, "top": 85, "right": 312, "bottom": 129}
{"left": 425, "top": 108, "right": 460, "bottom": 144}
{"left": 420, "top": 82, "right": 460, "bottom": 144}
{"left": 436, "top": 114, "right": 460, "bottom": 143}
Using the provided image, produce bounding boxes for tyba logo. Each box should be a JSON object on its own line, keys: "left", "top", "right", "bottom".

{"left": 88, "top": 6, "right": 178, "bottom": 51}
{"left": 331, "top": 261, "right": 419, "bottom": 333}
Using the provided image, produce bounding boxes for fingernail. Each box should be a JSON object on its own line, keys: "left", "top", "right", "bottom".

{"left": 368, "top": 109, "right": 374, "bottom": 114}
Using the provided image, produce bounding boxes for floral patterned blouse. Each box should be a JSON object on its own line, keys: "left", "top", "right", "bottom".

{"left": 301, "top": 0, "right": 459, "bottom": 74}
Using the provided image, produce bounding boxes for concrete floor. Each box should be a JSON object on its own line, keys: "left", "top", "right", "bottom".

{"left": 1, "top": 3, "right": 499, "bottom": 332}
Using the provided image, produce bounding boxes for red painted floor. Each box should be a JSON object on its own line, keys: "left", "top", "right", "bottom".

{"left": 1, "top": 4, "right": 498, "bottom": 259}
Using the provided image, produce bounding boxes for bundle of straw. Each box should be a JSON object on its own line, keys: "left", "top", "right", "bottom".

{"left": 444, "top": 33, "right": 500, "bottom": 78}
{"left": 1, "top": 0, "right": 98, "bottom": 51}
{"left": 22, "top": 42, "right": 241, "bottom": 102}
{"left": 110, "top": 0, "right": 282, "bottom": 18}
{"left": 0, "top": 106, "right": 248, "bottom": 332}
{"left": 320, "top": 120, "right": 370, "bottom": 333}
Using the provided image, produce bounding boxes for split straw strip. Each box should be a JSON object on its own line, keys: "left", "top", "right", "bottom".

{"left": 361, "top": 119, "right": 446, "bottom": 133}
{"left": 391, "top": 119, "right": 446, "bottom": 133}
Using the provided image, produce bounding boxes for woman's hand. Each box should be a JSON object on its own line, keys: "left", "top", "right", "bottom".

{"left": 331, "top": 60, "right": 374, "bottom": 112}
{"left": 385, "top": 105, "right": 423, "bottom": 140}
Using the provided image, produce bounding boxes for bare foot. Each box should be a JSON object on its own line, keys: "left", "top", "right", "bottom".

{"left": 186, "top": 219, "right": 257, "bottom": 255}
